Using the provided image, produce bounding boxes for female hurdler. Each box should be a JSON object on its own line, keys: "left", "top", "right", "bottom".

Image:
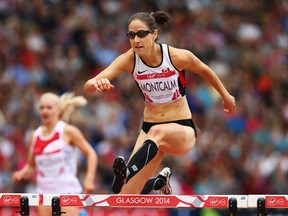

{"left": 84, "top": 11, "right": 236, "bottom": 194}
{"left": 13, "top": 92, "right": 98, "bottom": 216}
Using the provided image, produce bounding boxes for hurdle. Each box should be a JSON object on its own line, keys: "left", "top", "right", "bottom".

{"left": 0, "top": 193, "right": 39, "bottom": 216}
{"left": 1, "top": 193, "right": 288, "bottom": 216}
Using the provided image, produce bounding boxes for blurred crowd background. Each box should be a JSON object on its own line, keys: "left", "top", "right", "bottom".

{"left": 0, "top": 0, "right": 288, "bottom": 215}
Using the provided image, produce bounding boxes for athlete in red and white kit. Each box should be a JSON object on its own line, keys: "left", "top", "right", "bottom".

{"left": 84, "top": 11, "right": 236, "bottom": 195}
{"left": 13, "top": 92, "right": 98, "bottom": 216}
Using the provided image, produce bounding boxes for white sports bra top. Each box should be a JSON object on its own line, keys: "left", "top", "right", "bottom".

{"left": 132, "top": 43, "right": 186, "bottom": 104}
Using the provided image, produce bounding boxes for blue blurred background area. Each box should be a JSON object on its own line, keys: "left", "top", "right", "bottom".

{"left": 0, "top": 0, "right": 287, "bottom": 215}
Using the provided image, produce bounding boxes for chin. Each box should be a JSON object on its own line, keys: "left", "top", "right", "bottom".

{"left": 134, "top": 48, "right": 144, "bottom": 56}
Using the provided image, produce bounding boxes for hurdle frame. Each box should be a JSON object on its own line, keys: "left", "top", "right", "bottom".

{"left": 0, "top": 193, "right": 287, "bottom": 216}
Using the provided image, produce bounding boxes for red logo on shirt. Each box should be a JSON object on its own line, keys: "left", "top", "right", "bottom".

{"left": 33, "top": 132, "right": 60, "bottom": 155}
{"left": 137, "top": 68, "right": 176, "bottom": 80}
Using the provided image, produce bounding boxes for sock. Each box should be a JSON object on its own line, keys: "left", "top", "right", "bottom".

{"left": 153, "top": 175, "right": 166, "bottom": 190}
{"left": 141, "top": 178, "right": 156, "bottom": 194}
{"left": 126, "top": 139, "right": 158, "bottom": 182}
{"left": 141, "top": 175, "right": 166, "bottom": 194}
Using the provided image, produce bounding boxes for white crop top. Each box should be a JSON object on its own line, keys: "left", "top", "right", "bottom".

{"left": 132, "top": 43, "right": 186, "bottom": 104}
{"left": 32, "top": 120, "right": 82, "bottom": 193}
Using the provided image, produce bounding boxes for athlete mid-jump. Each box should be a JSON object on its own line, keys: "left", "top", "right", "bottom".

{"left": 84, "top": 11, "right": 236, "bottom": 194}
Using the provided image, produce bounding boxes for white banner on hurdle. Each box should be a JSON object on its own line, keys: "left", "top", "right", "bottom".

{"left": 248, "top": 195, "right": 288, "bottom": 208}
{"left": 43, "top": 194, "right": 247, "bottom": 208}
{"left": 0, "top": 193, "right": 39, "bottom": 207}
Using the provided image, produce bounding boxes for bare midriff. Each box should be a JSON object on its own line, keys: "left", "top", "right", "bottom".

{"left": 143, "top": 96, "right": 192, "bottom": 122}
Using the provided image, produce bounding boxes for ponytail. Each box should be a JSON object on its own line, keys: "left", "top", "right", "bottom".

{"left": 59, "top": 92, "right": 87, "bottom": 121}
{"left": 39, "top": 92, "right": 87, "bottom": 122}
{"left": 149, "top": 11, "right": 172, "bottom": 30}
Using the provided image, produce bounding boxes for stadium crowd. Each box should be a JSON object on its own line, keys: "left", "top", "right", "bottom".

{"left": 0, "top": 0, "right": 287, "bottom": 211}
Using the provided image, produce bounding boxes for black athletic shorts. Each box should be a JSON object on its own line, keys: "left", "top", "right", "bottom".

{"left": 141, "top": 119, "right": 197, "bottom": 137}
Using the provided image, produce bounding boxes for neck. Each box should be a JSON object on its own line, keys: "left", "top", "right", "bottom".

{"left": 142, "top": 43, "right": 161, "bottom": 66}
{"left": 42, "top": 122, "right": 57, "bottom": 136}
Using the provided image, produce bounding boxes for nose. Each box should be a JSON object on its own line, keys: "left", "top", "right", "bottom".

{"left": 133, "top": 36, "right": 140, "bottom": 42}
{"left": 40, "top": 107, "right": 48, "bottom": 114}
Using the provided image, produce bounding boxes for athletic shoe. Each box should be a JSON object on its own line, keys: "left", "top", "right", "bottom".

{"left": 159, "top": 167, "right": 172, "bottom": 195}
{"left": 112, "top": 156, "right": 127, "bottom": 194}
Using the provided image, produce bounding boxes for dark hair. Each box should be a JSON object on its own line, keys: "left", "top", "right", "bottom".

{"left": 128, "top": 11, "right": 172, "bottom": 31}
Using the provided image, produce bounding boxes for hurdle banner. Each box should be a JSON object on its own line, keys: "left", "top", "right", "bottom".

{"left": 248, "top": 195, "right": 288, "bottom": 208}
{"left": 1, "top": 194, "right": 288, "bottom": 215}
{"left": 3, "top": 194, "right": 287, "bottom": 208}
{"left": 43, "top": 194, "right": 247, "bottom": 208}
{"left": 0, "top": 194, "right": 39, "bottom": 207}
{"left": 0, "top": 194, "right": 246, "bottom": 209}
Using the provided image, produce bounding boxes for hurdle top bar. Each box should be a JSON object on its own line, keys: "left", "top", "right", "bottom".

{"left": 248, "top": 195, "right": 288, "bottom": 208}
{"left": 2, "top": 194, "right": 288, "bottom": 209}
{"left": 43, "top": 194, "right": 248, "bottom": 208}
{"left": 0, "top": 193, "right": 39, "bottom": 207}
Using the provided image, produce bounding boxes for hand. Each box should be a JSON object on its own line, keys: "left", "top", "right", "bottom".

{"left": 83, "top": 177, "right": 95, "bottom": 193}
{"left": 12, "top": 165, "right": 34, "bottom": 183}
{"left": 12, "top": 170, "right": 25, "bottom": 183}
{"left": 93, "top": 78, "right": 114, "bottom": 93}
{"left": 222, "top": 95, "right": 236, "bottom": 113}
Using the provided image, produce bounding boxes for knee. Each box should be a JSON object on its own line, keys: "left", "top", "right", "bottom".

{"left": 147, "top": 125, "right": 163, "bottom": 140}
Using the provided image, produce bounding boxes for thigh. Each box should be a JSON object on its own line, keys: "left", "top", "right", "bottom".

{"left": 120, "top": 124, "right": 195, "bottom": 194}
{"left": 148, "top": 123, "right": 196, "bottom": 155}
{"left": 61, "top": 207, "right": 80, "bottom": 216}
{"left": 38, "top": 206, "right": 51, "bottom": 216}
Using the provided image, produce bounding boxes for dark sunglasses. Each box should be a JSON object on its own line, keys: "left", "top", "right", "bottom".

{"left": 126, "top": 29, "right": 155, "bottom": 39}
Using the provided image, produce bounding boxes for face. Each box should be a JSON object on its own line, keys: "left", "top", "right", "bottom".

{"left": 39, "top": 95, "right": 61, "bottom": 126}
{"left": 127, "top": 19, "right": 158, "bottom": 55}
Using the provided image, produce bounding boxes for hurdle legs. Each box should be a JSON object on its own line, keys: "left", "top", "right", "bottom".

{"left": 16, "top": 196, "right": 29, "bottom": 216}
{"left": 15, "top": 195, "right": 65, "bottom": 216}
{"left": 228, "top": 197, "right": 238, "bottom": 216}
{"left": 257, "top": 197, "right": 267, "bottom": 216}
{"left": 52, "top": 196, "right": 65, "bottom": 216}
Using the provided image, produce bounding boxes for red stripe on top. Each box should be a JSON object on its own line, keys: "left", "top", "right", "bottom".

{"left": 33, "top": 132, "right": 60, "bottom": 155}
{"left": 136, "top": 69, "right": 176, "bottom": 80}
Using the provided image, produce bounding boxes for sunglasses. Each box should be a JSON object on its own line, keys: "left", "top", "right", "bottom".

{"left": 126, "top": 29, "right": 155, "bottom": 39}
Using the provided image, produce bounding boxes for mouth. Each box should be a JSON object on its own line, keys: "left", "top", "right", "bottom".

{"left": 134, "top": 43, "right": 143, "bottom": 49}
{"left": 134, "top": 46, "right": 144, "bottom": 51}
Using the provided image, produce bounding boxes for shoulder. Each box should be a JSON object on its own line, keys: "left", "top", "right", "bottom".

{"left": 63, "top": 123, "right": 81, "bottom": 137}
{"left": 116, "top": 48, "right": 135, "bottom": 63}
{"left": 63, "top": 123, "right": 88, "bottom": 146}
{"left": 168, "top": 45, "right": 193, "bottom": 59}
{"left": 167, "top": 45, "right": 198, "bottom": 71}
{"left": 112, "top": 48, "right": 135, "bottom": 72}
{"left": 122, "top": 48, "right": 135, "bottom": 58}
{"left": 31, "top": 127, "right": 40, "bottom": 139}
{"left": 28, "top": 130, "right": 36, "bottom": 143}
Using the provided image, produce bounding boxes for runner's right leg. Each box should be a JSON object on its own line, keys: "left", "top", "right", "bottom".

{"left": 141, "top": 167, "right": 172, "bottom": 194}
